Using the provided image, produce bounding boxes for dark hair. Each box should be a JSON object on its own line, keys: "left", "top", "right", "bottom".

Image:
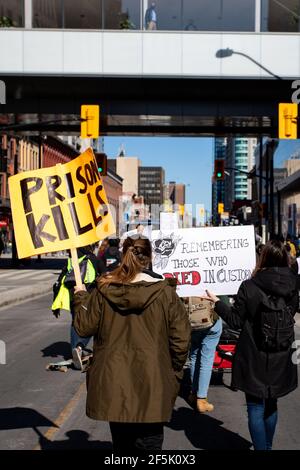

{"left": 253, "top": 239, "right": 290, "bottom": 276}
{"left": 99, "top": 236, "right": 152, "bottom": 285}
{"left": 108, "top": 238, "right": 120, "bottom": 248}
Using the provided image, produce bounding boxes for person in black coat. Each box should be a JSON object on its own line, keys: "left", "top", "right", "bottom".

{"left": 205, "top": 239, "right": 299, "bottom": 450}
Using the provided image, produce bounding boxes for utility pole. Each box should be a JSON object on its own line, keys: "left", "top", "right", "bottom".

{"left": 269, "top": 140, "right": 275, "bottom": 238}
{"left": 37, "top": 132, "right": 43, "bottom": 263}
{"left": 11, "top": 140, "right": 19, "bottom": 267}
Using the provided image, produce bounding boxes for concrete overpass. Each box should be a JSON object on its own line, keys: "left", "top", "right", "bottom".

{"left": 0, "top": 29, "right": 299, "bottom": 136}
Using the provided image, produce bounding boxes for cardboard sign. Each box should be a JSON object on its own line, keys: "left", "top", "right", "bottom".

{"left": 151, "top": 225, "right": 256, "bottom": 296}
{"left": 9, "top": 148, "right": 115, "bottom": 258}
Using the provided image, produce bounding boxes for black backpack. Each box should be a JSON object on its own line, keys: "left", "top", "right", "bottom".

{"left": 253, "top": 286, "right": 295, "bottom": 353}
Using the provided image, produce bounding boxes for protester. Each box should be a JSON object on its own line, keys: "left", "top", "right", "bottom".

{"left": 52, "top": 245, "right": 105, "bottom": 370}
{"left": 185, "top": 297, "right": 222, "bottom": 413}
{"left": 102, "top": 237, "right": 121, "bottom": 272}
{"left": 73, "top": 236, "right": 190, "bottom": 452}
{"left": 0, "top": 234, "right": 4, "bottom": 257}
{"left": 97, "top": 237, "right": 109, "bottom": 260}
{"left": 204, "top": 239, "right": 299, "bottom": 450}
{"left": 286, "top": 233, "right": 297, "bottom": 259}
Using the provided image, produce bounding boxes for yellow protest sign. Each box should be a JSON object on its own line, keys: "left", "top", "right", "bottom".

{"left": 9, "top": 148, "right": 115, "bottom": 258}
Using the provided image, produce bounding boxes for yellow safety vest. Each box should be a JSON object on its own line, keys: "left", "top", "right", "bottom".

{"left": 52, "top": 255, "right": 96, "bottom": 312}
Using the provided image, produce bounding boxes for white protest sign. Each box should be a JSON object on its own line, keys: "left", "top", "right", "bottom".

{"left": 297, "top": 258, "right": 300, "bottom": 274}
{"left": 151, "top": 225, "right": 256, "bottom": 296}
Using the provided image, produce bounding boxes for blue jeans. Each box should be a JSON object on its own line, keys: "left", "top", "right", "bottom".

{"left": 246, "top": 394, "right": 278, "bottom": 450}
{"left": 70, "top": 325, "right": 91, "bottom": 351}
{"left": 189, "top": 318, "right": 222, "bottom": 398}
{"left": 70, "top": 306, "right": 91, "bottom": 351}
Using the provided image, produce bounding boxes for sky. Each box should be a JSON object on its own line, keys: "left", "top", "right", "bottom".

{"left": 103, "top": 136, "right": 214, "bottom": 215}
{"left": 274, "top": 140, "right": 300, "bottom": 167}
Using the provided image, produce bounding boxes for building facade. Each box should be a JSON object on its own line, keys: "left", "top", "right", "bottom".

{"left": 116, "top": 156, "right": 140, "bottom": 196}
{"left": 138, "top": 166, "right": 165, "bottom": 209}
{"left": 225, "top": 137, "right": 257, "bottom": 207}
{"left": 164, "top": 181, "right": 185, "bottom": 206}
{"left": 102, "top": 169, "right": 123, "bottom": 235}
{"left": 212, "top": 137, "right": 227, "bottom": 225}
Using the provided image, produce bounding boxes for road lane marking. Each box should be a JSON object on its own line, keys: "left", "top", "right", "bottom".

{"left": 33, "top": 381, "right": 86, "bottom": 450}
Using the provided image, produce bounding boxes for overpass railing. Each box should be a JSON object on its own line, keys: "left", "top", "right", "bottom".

{"left": 1, "top": 0, "right": 300, "bottom": 33}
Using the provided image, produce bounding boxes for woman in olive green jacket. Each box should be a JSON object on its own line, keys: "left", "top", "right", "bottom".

{"left": 73, "top": 236, "right": 190, "bottom": 452}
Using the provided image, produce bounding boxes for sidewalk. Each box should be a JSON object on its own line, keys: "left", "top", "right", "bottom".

{"left": 0, "top": 255, "right": 67, "bottom": 308}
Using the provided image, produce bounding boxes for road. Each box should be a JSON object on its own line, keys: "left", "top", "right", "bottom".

{"left": 1, "top": 293, "right": 300, "bottom": 450}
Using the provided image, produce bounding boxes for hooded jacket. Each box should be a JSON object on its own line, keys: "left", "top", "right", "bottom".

{"left": 215, "top": 267, "right": 299, "bottom": 399}
{"left": 73, "top": 272, "right": 190, "bottom": 423}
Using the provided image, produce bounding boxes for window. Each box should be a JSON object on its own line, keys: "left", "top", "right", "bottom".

{"left": 145, "top": 0, "right": 181, "bottom": 31}
{"left": 33, "top": 0, "right": 63, "bottom": 28}
{"left": 182, "top": 0, "right": 255, "bottom": 32}
{"left": 262, "top": 0, "right": 300, "bottom": 32}
{"left": 104, "top": 0, "right": 140, "bottom": 29}
{"left": 64, "top": 0, "right": 102, "bottom": 29}
{"left": 0, "top": 0, "right": 24, "bottom": 27}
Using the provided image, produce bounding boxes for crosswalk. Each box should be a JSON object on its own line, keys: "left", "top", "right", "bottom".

{"left": 0, "top": 270, "right": 58, "bottom": 284}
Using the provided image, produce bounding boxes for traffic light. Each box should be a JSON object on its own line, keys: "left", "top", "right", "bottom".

{"left": 95, "top": 152, "right": 107, "bottom": 176}
{"left": 81, "top": 105, "right": 99, "bottom": 138}
{"left": 278, "top": 103, "right": 298, "bottom": 139}
{"left": 214, "top": 159, "right": 225, "bottom": 180}
{"left": 218, "top": 202, "right": 224, "bottom": 214}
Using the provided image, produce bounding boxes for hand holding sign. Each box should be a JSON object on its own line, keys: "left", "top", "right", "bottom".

{"left": 204, "top": 290, "right": 220, "bottom": 303}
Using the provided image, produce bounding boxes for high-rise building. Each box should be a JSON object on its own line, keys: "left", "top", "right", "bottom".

{"left": 138, "top": 166, "right": 165, "bottom": 208}
{"left": 163, "top": 182, "right": 186, "bottom": 207}
{"left": 212, "top": 137, "right": 227, "bottom": 225}
{"left": 116, "top": 155, "right": 141, "bottom": 196}
{"left": 212, "top": 137, "right": 257, "bottom": 224}
{"left": 225, "top": 137, "right": 257, "bottom": 208}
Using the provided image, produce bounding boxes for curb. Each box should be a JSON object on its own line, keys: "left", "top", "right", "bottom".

{"left": 0, "top": 282, "right": 53, "bottom": 309}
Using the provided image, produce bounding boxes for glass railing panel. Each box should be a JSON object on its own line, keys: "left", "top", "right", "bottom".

{"left": 104, "top": 0, "right": 140, "bottom": 30}
{"left": 33, "top": 0, "right": 63, "bottom": 28}
{"left": 0, "top": 0, "right": 24, "bottom": 27}
{"left": 143, "top": 0, "right": 255, "bottom": 32}
{"left": 261, "top": 0, "right": 300, "bottom": 32}
{"left": 144, "top": 0, "right": 182, "bottom": 31}
{"left": 64, "top": 0, "right": 102, "bottom": 29}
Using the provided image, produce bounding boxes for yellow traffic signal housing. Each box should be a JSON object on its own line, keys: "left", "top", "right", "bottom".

{"left": 278, "top": 103, "right": 298, "bottom": 139}
{"left": 218, "top": 202, "right": 224, "bottom": 214}
{"left": 178, "top": 204, "right": 185, "bottom": 216}
{"left": 81, "top": 105, "right": 99, "bottom": 138}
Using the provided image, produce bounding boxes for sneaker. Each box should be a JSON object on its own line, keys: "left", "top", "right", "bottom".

{"left": 72, "top": 346, "right": 83, "bottom": 370}
{"left": 196, "top": 398, "right": 214, "bottom": 413}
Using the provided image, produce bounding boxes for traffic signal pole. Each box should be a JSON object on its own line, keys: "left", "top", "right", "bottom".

{"left": 269, "top": 141, "right": 275, "bottom": 238}
{"left": 259, "top": 136, "right": 263, "bottom": 237}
